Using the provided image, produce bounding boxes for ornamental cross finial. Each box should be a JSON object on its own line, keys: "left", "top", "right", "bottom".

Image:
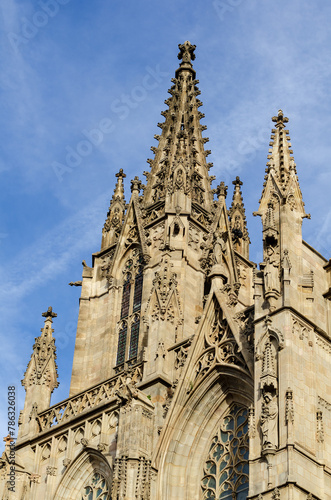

{"left": 42, "top": 307, "right": 57, "bottom": 320}
{"left": 215, "top": 181, "right": 228, "bottom": 199}
{"left": 178, "top": 41, "right": 196, "bottom": 64}
{"left": 272, "top": 109, "right": 289, "bottom": 128}
{"left": 115, "top": 168, "right": 126, "bottom": 180}
{"left": 232, "top": 176, "right": 243, "bottom": 187}
{"left": 130, "top": 176, "right": 142, "bottom": 193}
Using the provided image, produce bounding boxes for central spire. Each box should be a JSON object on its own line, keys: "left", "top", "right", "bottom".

{"left": 143, "top": 41, "right": 214, "bottom": 214}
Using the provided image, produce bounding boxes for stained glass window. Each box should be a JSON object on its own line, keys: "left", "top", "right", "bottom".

{"left": 120, "top": 273, "right": 131, "bottom": 319}
{"left": 116, "top": 321, "right": 128, "bottom": 365}
{"left": 129, "top": 314, "right": 140, "bottom": 359}
{"left": 201, "top": 405, "right": 249, "bottom": 500}
{"left": 82, "top": 472, "right": 109, "bottom": 500}
{"left": 133, "top": 266, "right": 143, "bottom": 313}
{"left": 116, "top": 251, "right": 144, "bottom": 365}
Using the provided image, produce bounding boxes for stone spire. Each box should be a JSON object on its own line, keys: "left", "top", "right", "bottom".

{"left": 101, "top": 168, "right": 127, "bottom": 250}
{"left": 19, "top": 307, "right": 59, "bottom": 438}
{"left": 228, "top": 176, "right": 250, "bottom": 260}
{"left": 255, "top": 111, "right": 310, "bottom": 311}
{"left": 142, "top": 41, "right": 214, "bottom": 213}
{"left": 258, "top": 110, "right": 306, "bottom": 217}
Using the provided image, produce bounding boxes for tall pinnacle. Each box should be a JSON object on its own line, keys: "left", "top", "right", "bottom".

{"left": 143, "top": 41, "right": 214, "bottom": 213}
{"left": 228, "top": 176, "right": 250, "bottom": 259}
{"left": 22, "top": 308, "right": 59, "bottom": 397}
{"left": 101, "top": 169, "right": 127, "bottom": 250}
{"left": 258, "top": 110, "right": 307, "bottom": 218}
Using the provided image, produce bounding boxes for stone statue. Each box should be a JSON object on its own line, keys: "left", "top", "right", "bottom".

{"left": 264, "top": 245, "right": 279, "bottom": 294}
{"left": 260, "top": 391, "right": 278, "bottom": 451}
{"left": 213, "top": 230, "right": 227, "bottom": 264}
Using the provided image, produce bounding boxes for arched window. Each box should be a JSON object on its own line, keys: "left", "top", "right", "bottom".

{"left": 201, "top": 405, "right": 249, "bottom": 500}
{"left": 81, "top": 472, "right": 110, "bottom": 500}
{"left": 116, "top": 249, "right": 144, "bottom": 366}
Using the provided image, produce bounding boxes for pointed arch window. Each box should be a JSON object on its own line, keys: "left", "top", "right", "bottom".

{"left": 116, "top": 250, "right": 144, "bottom": 366}
{"left": 201, "top": 404, "right": 249, "bottom": 500}
{"left": 81, "top": 472, "right": 110, "bottom": 500}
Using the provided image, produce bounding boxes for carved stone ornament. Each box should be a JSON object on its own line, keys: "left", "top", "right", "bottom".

{"left": 30, "top": 473, "right": 41, "bottom": 484}
{"left": 46, "top": 466, "right": 57, "bottom": 476}
{"left": 147, "top": 256, "right": 182, "bottom": 324}
{"left": 316, "top": 410, "right": 324, "bottom": 443}
{"left": 285, "top": 388, "right": 294, "bottom": 425}
{"left": 272, "top": 488, "right": 280, "bottom": 500}
{"left": 192, "top": 303, "right": 247, "bottom": 389}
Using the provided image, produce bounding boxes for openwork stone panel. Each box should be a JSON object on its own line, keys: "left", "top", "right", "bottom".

{"left": 81, "top": 472, "right": 110, "bottom": 500}
{"left": 201, "top": 405, "right": 249, "bottom": 499}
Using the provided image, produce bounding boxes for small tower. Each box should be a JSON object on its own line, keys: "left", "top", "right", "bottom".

{"left": 19, "top": 307, "right": 59, "bottom": 439}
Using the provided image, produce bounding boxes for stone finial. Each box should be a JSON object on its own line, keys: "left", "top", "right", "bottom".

{"left": 42, "top": 306, "right": 57, "bottom": 320}
{"left": 177, "top": 41, "right": 196, "bottom": 65}
{"left": 232, "top": 175, "right": 243, "bottom": 187}
{"left": 130, "top": 176, "right": 142, "bottom": 193}
{"left": 272, "top": 109, "right": 289, "bottom": 128}
{"left": 215, "top": 181, "right": 228, "bottom": 199}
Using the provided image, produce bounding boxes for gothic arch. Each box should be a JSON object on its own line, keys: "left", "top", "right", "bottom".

{"left": 255, "top": 320, "right": 284, "bottom": 360}
{"left": 53, "top": 448, "right": 112, "bottom": 500}
{"left": 155, "top": 368, "right": 252, "bottom": 500}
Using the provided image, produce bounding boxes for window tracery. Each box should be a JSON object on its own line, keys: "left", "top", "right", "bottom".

{"left": 201, "top": 405, "right": 249, "bottom": 500}
{"left": 116, "top": 249, "right": 144, "bottom": 366}
{"left": 81, "top": 472, "right": 110, "bottom": 500}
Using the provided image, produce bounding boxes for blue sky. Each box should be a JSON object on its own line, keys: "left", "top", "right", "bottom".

{"left": 0, "top": 0, "right": 330, "bottom": 441}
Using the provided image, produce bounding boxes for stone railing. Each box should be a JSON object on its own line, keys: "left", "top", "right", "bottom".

{"left": 37, "top": 364, "right": 143, "bottom": 432}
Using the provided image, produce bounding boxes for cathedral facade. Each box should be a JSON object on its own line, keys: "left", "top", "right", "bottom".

{"left": 1, "top": 41, "right": 330, "bottom": 499}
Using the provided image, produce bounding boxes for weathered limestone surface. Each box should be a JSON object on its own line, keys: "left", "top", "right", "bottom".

{"left": 1, "top": 42, "right": 330, "bottom": 500}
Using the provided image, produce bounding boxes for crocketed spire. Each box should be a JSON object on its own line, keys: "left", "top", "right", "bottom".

{"left": 101, "top": 168, "right": 127, "bottom": 250}
{"left": 142, "top": 41, "right": 214, "bottom": 213}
